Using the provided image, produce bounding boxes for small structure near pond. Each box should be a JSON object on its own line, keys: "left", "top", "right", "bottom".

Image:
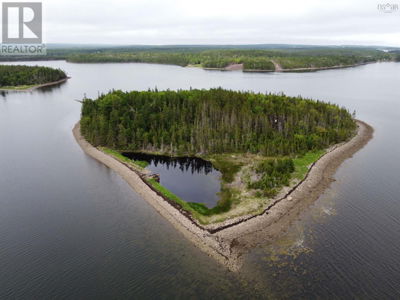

{"left": 146, "top": 173, "right": 160, "bottom": 182}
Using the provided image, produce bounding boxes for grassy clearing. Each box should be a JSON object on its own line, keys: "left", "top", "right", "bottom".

{"left": 100, "top": 147, "right": 149, "bottom": 168}
{"left": 292, "top": 150, "right": 326, "bottom": 180}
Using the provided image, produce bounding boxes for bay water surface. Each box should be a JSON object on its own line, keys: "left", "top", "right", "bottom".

{"left": 0, "top": 61, "right": 399, "bottom": 299}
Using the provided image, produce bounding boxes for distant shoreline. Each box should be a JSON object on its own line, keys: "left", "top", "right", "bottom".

{"left": 277, "top": 61, "right": 374, "bottom": 72}
{"left": 73, "top": 120, "right": 373, "bottom": 271}
{"left": 200, "top": 61, "right": 375, "bottom": 73}
{"left": 0, "top": 77, "right": 70, "bottom": 92}
{"left": 0, "top": 58, "right": 383, "bottom": 74}
{"left": 63, "top": 58, "right": 384, "bottom": 73}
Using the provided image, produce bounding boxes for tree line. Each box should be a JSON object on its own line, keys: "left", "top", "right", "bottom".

{"left": 0, "top": 46, "right": 396, "bottom": 70}
{"left": 67, "top": 48, "right": 393, "bottom": 71}
{"left": 80, "top": 88, "right": 357, "bottom": 157}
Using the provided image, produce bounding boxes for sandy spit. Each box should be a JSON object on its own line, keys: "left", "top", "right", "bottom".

{"left": 277, "top": 62, "right": 375, "bottom": 72}
{"left": 73, "top": 120, "right": 373, "bottom": 271}
{"left": 0, "top": 77, "right": 69, "bottom": 92}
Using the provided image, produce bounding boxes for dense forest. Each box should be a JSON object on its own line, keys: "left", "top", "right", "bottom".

{"left": 80, "top": 88, "right": 356, "bottom": 157}
{"left": 80, "top": 88, "right": 357, "bottom": 218}
{"left": 67, "top": 48, "right": 392, "bottom": 71}
{"left": 0, "top": 65, "right": 67, "bottom": 87}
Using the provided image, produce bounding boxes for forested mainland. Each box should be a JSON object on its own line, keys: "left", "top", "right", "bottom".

{"left": 0, "top": 45, "right": 397, "bottom": 73}
{"left": 80, "top": 88, "right": 357, "bottom": 222}
{"left": 0, "top": 65, "right": 67, "bottom": 88}
{"left": 1, "top": 45, "right": 396, "bottom": 72}
{"left": 68, "top": 48, "right": 394, "bottom": 71}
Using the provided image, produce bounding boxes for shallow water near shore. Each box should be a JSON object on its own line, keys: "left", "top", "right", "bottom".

{"left": 0, "top": 61, "right": 400, "bottom": 299}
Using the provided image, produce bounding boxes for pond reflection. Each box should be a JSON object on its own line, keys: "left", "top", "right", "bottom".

{"left": 122, "top": 152, "right": 221, "bottom": 207}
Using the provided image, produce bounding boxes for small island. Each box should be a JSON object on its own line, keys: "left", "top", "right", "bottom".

{"left": 0, "top": 65, "right": 68, "bottom": 91}
{"left": 74, "top": 88, "right": 373, "bottom": 270}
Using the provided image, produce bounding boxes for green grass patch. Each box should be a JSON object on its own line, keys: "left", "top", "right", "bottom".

{"left": 132, "top": 160, "right": 149, "bottom": 168}
{"left": 146, "top": 178, "right": 205, "bottom": 219}
{"left": 292, "top": 150, "right": 326, "bottom": 180}
{"left": 101, "top": 147, "right": 149, "bottom": 168}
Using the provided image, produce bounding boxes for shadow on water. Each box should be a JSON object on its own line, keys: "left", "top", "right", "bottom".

{"left": 123, "top": 152, "right": 215, "bottom": 175}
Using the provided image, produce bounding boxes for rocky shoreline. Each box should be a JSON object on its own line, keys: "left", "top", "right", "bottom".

{"left": 73, "top": 120, "right": 373, "bottom": 271}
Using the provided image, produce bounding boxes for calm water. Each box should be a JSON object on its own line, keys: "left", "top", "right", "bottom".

{"left": 0, "top": 61, "right": 399, "bottom": 299}
{"left": 122, "top": 152, "right": 221, "bottom": 207}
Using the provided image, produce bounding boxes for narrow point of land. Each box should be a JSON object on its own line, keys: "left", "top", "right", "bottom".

{"left": 0, "top": 65, "right": 69, "bottom": 92}
{"left": 0, "top": 77, "right": 70, "bottom": 92}
{"left": 73, "top": 119, "right": 373, "bottom": 271}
